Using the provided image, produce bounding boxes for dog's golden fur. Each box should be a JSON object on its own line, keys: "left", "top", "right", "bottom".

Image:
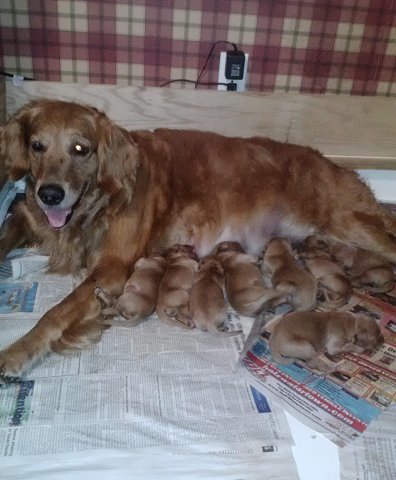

{"left": 156, "top": 244, "right": 198, "bottom": 329}
{"left": 215, "top": 241, "right": 279, "bottom": 316}
{"left": 269, "top": 311, "right": 384, "bottom": 370}
{"left": 0, "top": 99, "right": 396, "bottom": 378}
{"left": 328, "top": 241, "right": 395, "bottom": 293}
{"left": 189, "top": 254, "right": 241, "bottom": 336}
{"left": 261, "top": 238, "right": 317, "bottom": 311}
{"left": 299, "top": 237, "right": 353, "bottom": 310}
{"left": 95, "top": 252, "right": 167, "bottom": 326}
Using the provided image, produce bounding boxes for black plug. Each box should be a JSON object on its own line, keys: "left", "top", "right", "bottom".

{"left": 225, "top": 50, "right": 245, "bottom": 80}
{"left": 226, "top": 82, "right": 237, "bottom": 91}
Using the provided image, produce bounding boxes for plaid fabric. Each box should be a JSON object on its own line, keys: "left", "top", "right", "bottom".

{"left": 0, "top": 0, "right": 395, "bottom": 95}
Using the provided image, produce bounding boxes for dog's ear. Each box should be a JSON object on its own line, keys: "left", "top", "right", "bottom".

{"left": 97, "top": 119, "right": 139, "bottom": 198}
{"left": 0, "top": 107, "right": 32, "bottom": 181}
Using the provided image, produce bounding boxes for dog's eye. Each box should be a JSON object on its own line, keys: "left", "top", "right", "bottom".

{"left": 73, "top": 144, "right": 90, "bottom": 156}
{"left": 31, "top": 141, "right": 46, "bottom": 153}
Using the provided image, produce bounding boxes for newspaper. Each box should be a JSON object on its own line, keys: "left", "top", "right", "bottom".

{"left": 339, "top": 405, "right": 396, "bottom": 480}
{"left": 0, "top": 251, "right": 295, "bottom": 461}
{"left": 239, "top": 287, "right": 396, "bottom": 447}
{"left": 0, "top": 179, "right": 25, "bottom": 228}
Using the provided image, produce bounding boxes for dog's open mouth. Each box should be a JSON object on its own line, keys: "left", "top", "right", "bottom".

{"left": 43, "top": 183, "right": 89, "bottom": 229}
{"left": 44, "top": 208, "right": 73, "bottom": 229}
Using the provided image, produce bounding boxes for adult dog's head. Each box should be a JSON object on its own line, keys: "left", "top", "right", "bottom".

{"left": 0, "top": 99, "right": 139, "bottom": 229}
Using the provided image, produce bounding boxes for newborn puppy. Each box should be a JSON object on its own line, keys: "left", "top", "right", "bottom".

{"left": 262, "top": 238, "right": 317, "bottom": 311}
{"left": 328, "top": 241, "right": 395, "bottom": 293}
{"left": 269, "top": 311, "right": 384, "bottom": 370}
{"left": 95, "top": 252, "right": 167, "bottom": 326}
{"left": 300, "top": 237, "right": 352, "bottom": 309}
{"left": 215, "top": 241, "right": 277, "bottom": 316}
{"left": 156, "top": 244, "right": 198, "bottom": 329}
{"left": 189, "top": 255, "right": 242, "bottom": 336}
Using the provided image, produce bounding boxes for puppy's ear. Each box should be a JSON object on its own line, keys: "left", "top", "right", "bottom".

{"left": 0, "top": 108, "right": 32, "bottom": 180}
{"left": 97, "top": 120, "right": 139, "bottom": 197}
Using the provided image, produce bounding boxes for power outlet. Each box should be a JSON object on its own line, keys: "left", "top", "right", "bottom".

{"left": 217, "top": 51, "right": 249, "bottom": 91}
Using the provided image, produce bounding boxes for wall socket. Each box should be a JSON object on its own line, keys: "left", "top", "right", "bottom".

{"left": 217, "top": 51, "right": 249, "bottom": 91}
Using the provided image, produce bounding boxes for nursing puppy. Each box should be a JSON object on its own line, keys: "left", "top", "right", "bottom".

{"left": 95, "top": 252, "right": 167, "bottom": 326}
{"left": 328, "top": 242, "right": 395, "bottom": 293}
{"left": 156, "top": 244, "right": 198, "bottom": 329}
{"left": 189, "top": 255, "right": 242, "bottom": 336}
{"left": 215, "top": 241, "right": 278, "bottom": 316}
{"left": 269, "top": 311, "right": 384, "bottom": 370}
{"left": 300, "top": 238, "right": 352, "bottom": 309}
{"left": 262, "top": 238, "right": 317, "bottom": 311}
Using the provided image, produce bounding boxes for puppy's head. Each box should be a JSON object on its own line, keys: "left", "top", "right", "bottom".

{"left": 264, "top": 237, "right": 291, "bottom": 256}
{"left": 166, "top": 244, "right": 197, "bottom": 262}
{"left": 303, "top": 234, "right": 329, "bottom": 251}
{"left": 214, "top": 241, "right": 244, "bottom": 255}
{"left": 199, "top": 255, "right": 223, "bottom": 274}
{"left": 352, "top": 314, "right": 384, "bottom": 352}
{"left": 0, "top": 100, "right": 139, "bottom": 229}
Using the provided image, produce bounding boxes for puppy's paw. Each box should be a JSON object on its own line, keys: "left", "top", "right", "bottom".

{"left": 94, "top": 286, "right": 116, "bottom": 308}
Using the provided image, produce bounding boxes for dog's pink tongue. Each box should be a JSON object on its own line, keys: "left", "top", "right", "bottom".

{"left": 44, "top": 209, "right": 71, "bottom": 228}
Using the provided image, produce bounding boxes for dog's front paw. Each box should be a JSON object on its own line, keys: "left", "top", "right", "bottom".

{"left": 0, "top": 347, "right": 29, "bottom": 384}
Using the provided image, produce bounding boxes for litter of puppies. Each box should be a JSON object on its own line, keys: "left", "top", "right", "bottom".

{"left": 95, "top": 236, "right": 393, "bottom": 370}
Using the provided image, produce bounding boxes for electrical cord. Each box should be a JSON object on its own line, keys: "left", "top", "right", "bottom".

{"left": 194, "top": 40, "right": 237, "bottom": 88}
{"left": 2, "top": 40, "right": 240, "bottom": 88}
{"left": 0, "top": 71, "right": 34, "bottom": 81}
{"left": 160, "top": 40, "right": 238, "bottom": 90}
{"left": 160, "top": 79, "right": 228, "bottom": 88}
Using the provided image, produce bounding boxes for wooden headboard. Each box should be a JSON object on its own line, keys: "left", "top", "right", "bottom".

{"left": 5, "top": 81, "right": 396, "bottom": 170}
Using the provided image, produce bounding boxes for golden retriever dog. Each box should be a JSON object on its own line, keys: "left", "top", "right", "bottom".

{"left": 156, "top": 244, "right": 198, "bottom": 329}
{"left": 299, "top": 238, "right": 352, "bottom": 310}
{"left": 269, "top": 311, "right": 384, "bottom": 370}
{"left": 261, "top": 238, "right": 317, "bottom": 311}
{"left": 328, "top": 241, "right": 395, "bottom": 293}
{"left": 189, "top": 254, "right": 242, "bottom": 336}
{"left": 0, "top": 99, "right": 396, "bottom": 379}
{"left": 95, "top": 252, "right": 167, "bottom": 326}
{"left": 215, "top": 241, "right": 278, "bottom": 316}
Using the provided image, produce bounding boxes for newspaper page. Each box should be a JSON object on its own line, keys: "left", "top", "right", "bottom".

{"left": 0, "top": 252, "right": 295, "bottom": 462}
{"left": 0, "top": 179, "right": 25, "bottom": 228}
{"left": 238, "top": 287, "right": 396, "bottom": 447}
{"left": 339, "top": 405, "right": 396, "bottom": 480}
{"left": 1, "top": 445, "right": 299, "bottom": 480}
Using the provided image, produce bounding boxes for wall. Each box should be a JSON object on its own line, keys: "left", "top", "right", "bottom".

{"left": 0, "top": 0, "right": 395, "bottom": 95}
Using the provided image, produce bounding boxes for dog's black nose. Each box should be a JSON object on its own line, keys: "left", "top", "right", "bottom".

{"left": 38, "top": 184, "right": 65, "bottom": 206}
